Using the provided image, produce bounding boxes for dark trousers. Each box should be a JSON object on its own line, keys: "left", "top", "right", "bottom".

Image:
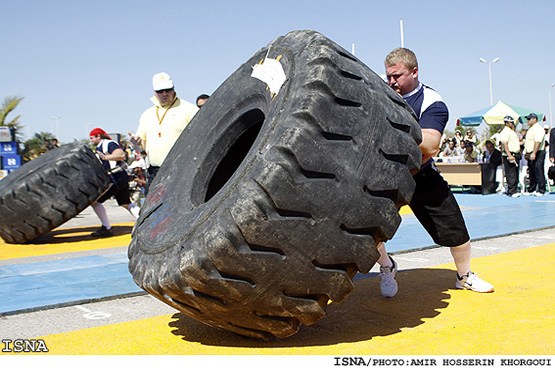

{"left": 480, "top": 163, "right": 499, "bottom": 194}
{"left": 527, "top": 150, "right": 546, "bottom": 194}
{"left": 410, "top": 164, "right": 470, "bottom": 247}
{"left": 502, "top": 156, "right": 519, "bottom": 195}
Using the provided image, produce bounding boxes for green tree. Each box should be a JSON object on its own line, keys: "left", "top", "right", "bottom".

{"left": 0, "top": 96, "right": 24, "bottom": 140}
{"left": 22, "top": 131, "right": 55, "bottom": 161}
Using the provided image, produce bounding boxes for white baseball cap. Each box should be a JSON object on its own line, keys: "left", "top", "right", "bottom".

{"left": 152, "top": 72, "right": 174, "bottom": 91}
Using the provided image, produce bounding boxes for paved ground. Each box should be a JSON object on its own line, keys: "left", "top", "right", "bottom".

{"left": 1, "top": 194, "right": 554, "bottom": 360}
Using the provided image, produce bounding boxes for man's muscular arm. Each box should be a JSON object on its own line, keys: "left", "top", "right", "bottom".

{"left": 420, "top": 128, "right": 442, "bottom": 163}
{"left": 97, "top": 147, "right": 126, "bottom": 162}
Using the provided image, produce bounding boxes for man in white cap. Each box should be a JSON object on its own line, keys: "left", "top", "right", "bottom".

{"left": 130, "top": 72, "right": 199, "bottom": 192}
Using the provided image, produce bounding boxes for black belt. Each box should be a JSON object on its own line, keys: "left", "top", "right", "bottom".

{"left": 107, "top": 166, "right": 124, "bottom": 175}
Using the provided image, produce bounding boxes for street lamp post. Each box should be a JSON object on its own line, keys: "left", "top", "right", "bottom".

{"left": 479, "top": 57, "right": 500, "bottom": 105}
{"left": 400, "top": 19, "right": 405, "bottom": 47}
{"left": 549, "top": 83, "right": 554, "bottom": 129}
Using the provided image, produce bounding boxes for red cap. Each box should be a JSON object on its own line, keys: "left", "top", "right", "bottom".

{"left": 89, "top": 128, "right": 111, "bottom": 139}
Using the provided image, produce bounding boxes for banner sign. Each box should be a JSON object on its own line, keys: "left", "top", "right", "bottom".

{"left": 0, "top": 142, "right": 18, "bottom": 155}
{"left": 1, "top": 155, "right": 21, "bottom": 170}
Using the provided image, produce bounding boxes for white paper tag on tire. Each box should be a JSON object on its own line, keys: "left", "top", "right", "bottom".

{"left": 251, "top": 58, "right": 286, "bottom": 95}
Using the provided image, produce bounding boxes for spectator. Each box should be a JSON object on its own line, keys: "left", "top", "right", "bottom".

{"left": 458, "top": 139, "right": 467, "bottom": 155}
{"left": 481, "top": 140, "right": 502, "bottom": 194}
{"left": 89, "top": 128, "right": 140, "bottom": 237}
{"left": 130, "top": 72, "right": 199, "bottom": 192}
{"left": 46, "top": 138, "right": 59, "bottom": 151}
{"left": 377, "top": 47, "right": 493, "bottom": 298}
{"left": 196, "top": 94, "right": 210, "bottom": 108}
{"left": 128, "top": 159, "right": 147, "bottom": 205}
{"left": 454, "top": 130, "right": 463, "bottom": 147}
{"left": 463, "top": 142, "right": 478, "bottom": 163}
{"left": 489, "top": 126, "right": 503, "bottom": 147}
{"left": 439, "top": 135, "right": 450, "bottom": 155}
{"left": 544, "top": 125, "right": 551, "bottom": 184}
{"left": 550, "top": 126, "right": 555, "bottom": 164}
{"left": 499, "top": 116, "right": 521, "bottom": 197}
{"left": 523, "top": 113, "right": 546, "bottom": 196}
{"left": 518, "top": 127, "right": 529, "bottom": 193}
{"left": 483, "top": 140, "right": 502, "bottom": 164}
{"left": 465, "top": 129, "right": 477, "bottom": 145}
{"left": 440, "top": 139, "right": 463, "bottom": 159}
{"left": 549, "top": 126, "right": 555, "bottom": 185}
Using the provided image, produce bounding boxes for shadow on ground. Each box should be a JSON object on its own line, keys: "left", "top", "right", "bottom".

{"left": 168, "top": 267, "right": 453, "bottom": 347}
{"left": 28, "top": 225, "right": 133, "bottom": 244}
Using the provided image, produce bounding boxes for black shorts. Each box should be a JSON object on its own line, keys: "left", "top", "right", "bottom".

{"left": 97, "top": 174, "right": 131, "bottom": 206}
{"left": 409, "top": 163, "right": 470, "bottom": 247}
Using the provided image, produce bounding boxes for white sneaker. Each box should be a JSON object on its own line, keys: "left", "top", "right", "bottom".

{"left": 456, "top": 272, "right": 494, "bottom": 293}
{"left": 380, "top": 257, "right": 398, "bottom": 298}
{"left": 511, "top": 193, "right": 521, "bottom": 198}
{"left": 533, "top": 191, "right": 545, "bottom": 197}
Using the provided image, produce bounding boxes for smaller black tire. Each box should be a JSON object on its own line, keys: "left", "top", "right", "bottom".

{"left": 0, "top": 144, "right": 111, "bottom": 243}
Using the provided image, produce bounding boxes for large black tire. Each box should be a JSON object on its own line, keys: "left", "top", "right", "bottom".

{"left": 129, "top": 30, "right": 422, "bottom": 339}
{"left": 0, "top": 144, "right": 110, "bottom": 243}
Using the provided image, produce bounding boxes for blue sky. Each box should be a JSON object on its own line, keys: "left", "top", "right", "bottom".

{"left": 2, "top": 0, "right": 555, "bottom": 143}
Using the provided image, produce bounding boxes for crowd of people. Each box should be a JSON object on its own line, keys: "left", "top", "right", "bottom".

{"left": 437, "top": 115, "right": 552, "bottom": 197}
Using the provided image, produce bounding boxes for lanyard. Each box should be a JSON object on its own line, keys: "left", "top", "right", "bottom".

{"left": 155, "top": 96, "right": 178, "bottom": 137}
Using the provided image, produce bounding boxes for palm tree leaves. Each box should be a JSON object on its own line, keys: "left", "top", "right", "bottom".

{"left": 1, "top": 96, "right": 25, "bottom": 144}
{"left": 0, "top": 96, "right": 24, "bottom": 129}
